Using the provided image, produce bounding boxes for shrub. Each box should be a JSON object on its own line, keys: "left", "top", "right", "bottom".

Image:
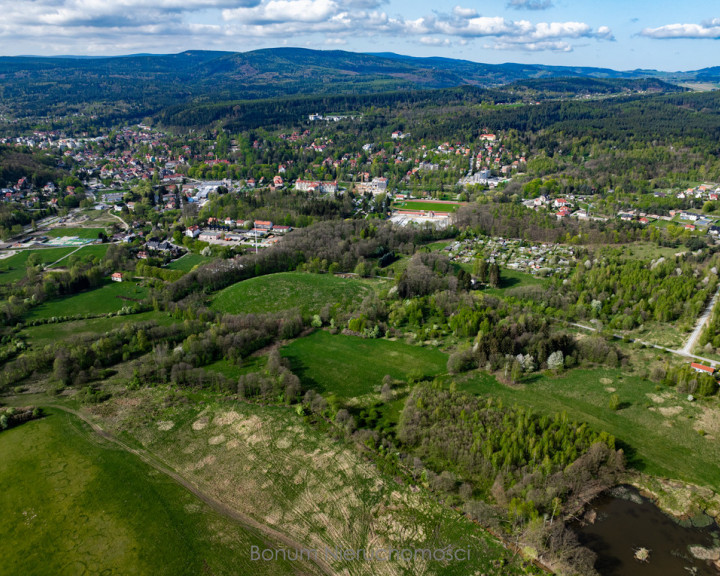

{"left": 697, "top": 376, "right": 719, "bottom": 397}
{"left": 608, "top": 394, "right": 620, "bottom": 411}
{"left": 447, "top": 348, "right": 476, "bottom": 374}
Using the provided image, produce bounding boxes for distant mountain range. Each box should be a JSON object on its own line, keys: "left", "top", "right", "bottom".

{"left": 0, "top": 48, "right": 714, "bottom": 124}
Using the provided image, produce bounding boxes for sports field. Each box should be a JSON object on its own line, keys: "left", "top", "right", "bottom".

{"left": 46, "top": 227, "right": 105, "bottom": 239}
{"left": 393, "top": 201, "right": 459, "bottom": 213}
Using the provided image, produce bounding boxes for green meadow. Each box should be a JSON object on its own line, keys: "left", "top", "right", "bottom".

{"left": 166, "top": 253, "right": 213, "bottom": 272}
{"left": 23, "top": 279, "right": 148, "bottom": 321}
{"left": 456, "top": 368, "right": 720, "bottom": 489}
{"left": 212, "top": 272, "right": 379, "bottom": 316}
{"left": 20, "top": 311, "right": 176, "bottom": 347}
{"left": 485, "top": 268, "right": 547, "bottom": 295}
{"left": 0, "top": 409, "right": 315, "bottom": 576}
{"left": 281, "top": 330, "right": 448, "bottom": 398}
{"left": 0, "top": 248, "right": 76, "bottom": 284}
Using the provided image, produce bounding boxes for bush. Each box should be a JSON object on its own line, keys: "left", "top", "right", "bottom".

{"left": 547, "top": 350, "right": 564, "bottom": 371}
{"left": 447, "top": 348, "right": 476, "bottom": 374}
{"left": 608, "top": 393, "right": 620, "bottom": 411}
{"left": 697, "top": 377, "right": 719, "bottom": 397}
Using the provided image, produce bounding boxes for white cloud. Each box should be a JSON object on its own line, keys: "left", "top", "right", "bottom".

{"left": 641, "top": 19, "right": 720, "bottom": 39}
{"left": 420, "top": 36, "right": 451, "bottom": 46}
{"left": 0, "top": 0, "right": 613, "bottom": 55}
{"left": 452, "top": 6, "right": 477, "bottom": 19}
{"left": 507, "top": 0, "right": 553, "bottom": 10}
{"left": 224, "top": 0, "right": 338, "bottom": 24}
{"left": 495, "top": 40, "right": 571, "bottom": 51}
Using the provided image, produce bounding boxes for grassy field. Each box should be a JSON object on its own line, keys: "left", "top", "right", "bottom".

{"left": 393, "top": 201, "right": 459, "bottom": 213}
{"left": 455, "top": 367, "right": 720, "bottom": 490}
{"left": 46, "top": 243, "right": 111, "bottom": 268}
{"left": 485, "top": 268, "right": 547, "bottom": 295}
{"left": 424, "top": 240, "right": 454, "bottom": 251}
{"left": 204, "top": 356, "right": 267, "bottom": 380}
{"left": 23, "top": 279, "right": 148, "bottom": 321}
{"left": 167, "top": 253, "right": 213, "bottom": 272}
{"left": 86, "top": 390, "right": 529, "bottom": 576}
{"left": 71, "top": 243, "right": 110, "bottom": 259}
{"left": 599, "top": 242, "right": 685, "bottom": 261}
{"left": 625, "top": 321, "right": 691, "bottom": 349}
{"left": 46, "top": 227, "right": 105, "bottom": 239}
{"left": 281, "top": 330, "right": 448, "bottom": 398}
{"left": 455, "top": 264, "right": 547, "bottom": 295}
{"left": 212, "top": 272, "right": 380, "bottom": 316}
{"left": 0, "top": 248, "right": 76, "bottom": 284}
{"left": 0, "top": 409, "right": 312, "bottom": 576}
{"left": 20, "top": 311, "right": 176, "bottom": 347}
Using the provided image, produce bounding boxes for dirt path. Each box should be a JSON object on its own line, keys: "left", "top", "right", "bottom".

{"left": 45, "top": 244, "right": 87, "bottom": 269}
{"left": 568, "top": 322, "right": 720, "bottom": 367}
{"left": 108, "top": 210, "right": 129, "bottom": 230}
{"left": 48, "top": 404, "right": 334, "bottom": 576}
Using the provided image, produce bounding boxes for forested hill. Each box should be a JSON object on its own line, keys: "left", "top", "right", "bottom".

{"left": 0, "top": 48, "right": 703, "bottom": 124}
{"left": 503, "top": 77, "right": 685, "bottom": 99}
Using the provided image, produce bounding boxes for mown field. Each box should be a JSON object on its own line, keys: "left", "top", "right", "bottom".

{"left": 46, "top": 243, "right": 111, "bottom": 268}
{"left": 0, "top": 248, "right": 76, "bottom": 284}
{"left": 212, "top": 272, "right": 381, "bottom": 316}
{"left": 45, "top": 227, "right": 105, "bottom": 239}
{"left": 23, "top": 279, "right": 148, "bottom": 321}
{"left": 281, "top": 330, "right": 448, "bottom": 398}
{"left": 166, "top": 253, "right": 213, "bottom": 272}
{"left": 455, "top": 368, "right": 720, "bottom": 490}
{"left": 0, "top": 409, "right": 310, "bottom": 576}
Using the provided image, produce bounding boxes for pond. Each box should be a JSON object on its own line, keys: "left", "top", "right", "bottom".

{"left": 575, "top": 485, "right": 720, "bottom": 575}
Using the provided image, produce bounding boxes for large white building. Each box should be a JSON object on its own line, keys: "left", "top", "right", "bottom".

{"left": 355, "top": 177, "right": 388, "bottom": 195}
{"left": 295, "top": 180, "right": 338, "bottom": 194}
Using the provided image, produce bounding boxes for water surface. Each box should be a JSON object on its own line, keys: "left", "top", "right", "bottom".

{"left": 575, "top": 486, "right": 720, "bottom": 576}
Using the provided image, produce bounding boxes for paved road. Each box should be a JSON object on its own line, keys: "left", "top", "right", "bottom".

{"left": 49, "top": 405, "right": 333, "bottom": 576}
{"left": 680, "top": 285, "right": 720, "bottom": 356}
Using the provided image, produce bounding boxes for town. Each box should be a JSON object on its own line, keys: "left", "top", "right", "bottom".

{"left": 5, "top": 47, "right": 720, "bottom": 576}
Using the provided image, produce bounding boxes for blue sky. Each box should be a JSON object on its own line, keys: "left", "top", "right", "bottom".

{"left": 0, "top": 0, "right": 718, "bottom": 70}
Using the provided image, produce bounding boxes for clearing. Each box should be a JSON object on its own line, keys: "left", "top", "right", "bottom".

{"left": 282, "top": 330, "right": 447, "bottom": 398}
{"left": 212, "top": 272, "right": 380, "bottom": 316}
{"left": 23, "top": 279, "right": 148, "bottom": 321}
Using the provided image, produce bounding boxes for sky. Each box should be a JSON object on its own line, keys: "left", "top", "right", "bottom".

{"left": 0, "top": 0, "right": 718, "bottom": 71}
